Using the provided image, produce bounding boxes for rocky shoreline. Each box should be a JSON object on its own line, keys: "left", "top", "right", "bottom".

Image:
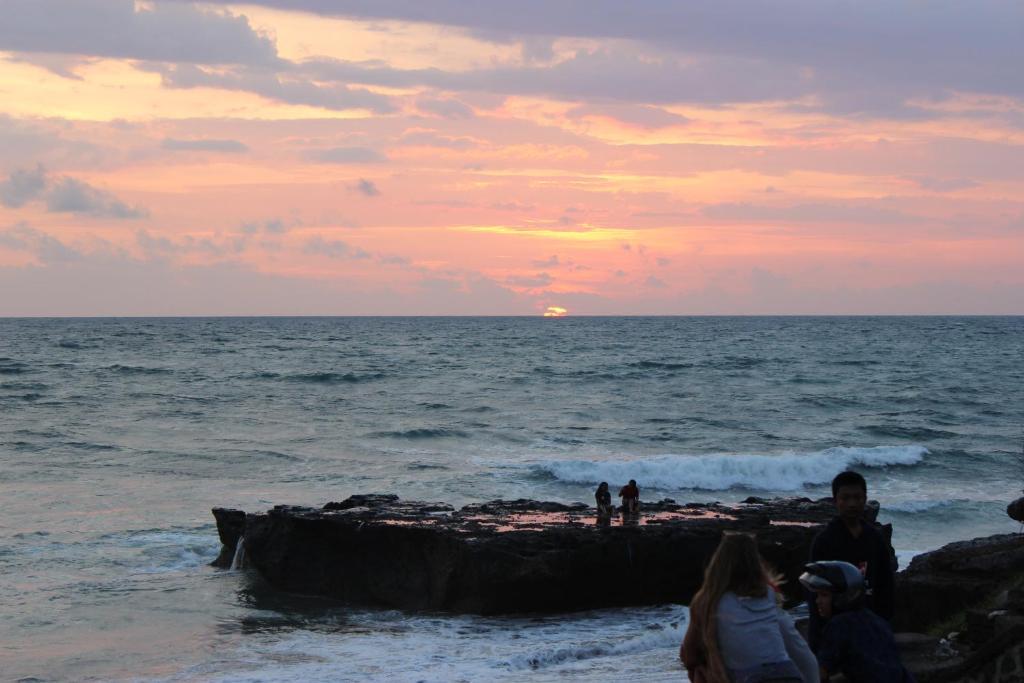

{"left": 211, "top": 495, "right": 1024, "bottom": 681}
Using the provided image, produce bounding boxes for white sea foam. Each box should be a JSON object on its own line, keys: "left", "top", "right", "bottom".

{"left": 185, "top": 606, "right": 689, "bottom": 683}
{"left": 124, "top": 530, "right": 219, "bottom": 574}
{"left": 504, "top": 619, "right": 685, "bottom": 671}
{"left": 530, "top": 445, "right": 928, "bottom": 492}
{"left": 884, "top": 499, "right": 950, "bottom": 514}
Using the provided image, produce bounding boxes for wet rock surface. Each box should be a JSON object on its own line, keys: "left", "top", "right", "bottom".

{"left": 212, "top": 494, "right": 836, "bottom": 614}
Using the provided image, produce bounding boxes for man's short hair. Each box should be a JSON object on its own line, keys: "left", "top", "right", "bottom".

{"left": 831, "top": 470, "right": 867, "bottom": 498}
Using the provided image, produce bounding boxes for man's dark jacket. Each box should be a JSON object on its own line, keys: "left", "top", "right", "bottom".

{"left": 806, "top": 517, "right": 896, "bottom": 651}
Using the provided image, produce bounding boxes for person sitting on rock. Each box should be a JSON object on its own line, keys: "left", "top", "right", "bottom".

{"left": 595, "top": 482, "right": 613, "bottom": 516}
{"left": 618, "top": 479, "right": 640, "bottom": 514}
{"left": 681, "top": 532, "right": 818, "bottom": 683}
{"left": 806, "top": 470, "right": 895, "bottom": 652}
{"left": 800, "top": 561, "right": 913, "bottom": 683}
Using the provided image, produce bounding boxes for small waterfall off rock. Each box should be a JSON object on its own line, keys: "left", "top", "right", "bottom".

{"left": 230, "top": 537, "right": 245, "bottom": 571}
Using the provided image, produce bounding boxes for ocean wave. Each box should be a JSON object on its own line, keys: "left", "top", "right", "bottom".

{"left": 505, "top": 621, "right": 685, "bottom": 671}
{"left": 201, "top": 606, "right": 687, "bottom": 682}
{"left": 795, "top": 395, "right": 862, "bottom": 408}
{"left": 56, "top": 340, "right": 99, "bottom": 349}
{"left": 113, "top": 528, "right": 219, "bottom": 574}
{"left": 702, "top": 356, "right": 772, "bottom": 370}
{"left": 3, "top": 392, "right": 43, "bottom": 402}
{"left": 0, "top": 358, "right": 30, "bottom": 374}
{"left": 858, "top": 425, "right": 958, "bottom": 440}
{"left": 528, "top": 445, "right": 929, "bottom": 492}
{"left": 0, "top": 381, "right": 48, "bottom": 391}
{"left": 287, "top": 371, "right": 386, "bottom": 383}
{"left": 63, "top": 441, "right": 120, "bottom": 451}
{"left": 628, "top": 360, "right": 694, "bottom": 370}
{"left": 407, "top": 462, "right": 450, "bottom": 471}
{"left": 372, "top": 428, "right": 469, "bottom": 439}
{"left": 884, "top": 500, "right": 952, "bottom": 514}
{"left": 105, "top": 364, "right": 172, "bottom": 375}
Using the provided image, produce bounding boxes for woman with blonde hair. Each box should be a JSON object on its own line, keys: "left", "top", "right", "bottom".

{"left": 680, "top": 533, "right": 817, "bottom": 683}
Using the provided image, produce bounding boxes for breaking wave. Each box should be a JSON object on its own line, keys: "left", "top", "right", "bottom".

{"left": 529, "top": 445, "right": 928, "bottom": 491}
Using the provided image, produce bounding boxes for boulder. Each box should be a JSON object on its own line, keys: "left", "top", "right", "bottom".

{"left": 1007, "top": 496, "right": 1024, "bottom": 523}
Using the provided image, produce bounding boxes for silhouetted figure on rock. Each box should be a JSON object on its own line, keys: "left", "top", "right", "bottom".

{"left": 595, "top": 481, "right": 613, "bottom": 518}
{"left": 619, "top": 479, "right": 640, "bottom": 515}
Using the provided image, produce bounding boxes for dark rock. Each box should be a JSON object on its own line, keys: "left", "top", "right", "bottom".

{"left": 864, "top": 499, "right": 880, "bottom": 523}
{"left": 895, "top": 632, "right": 939, "bottom": 653}
{"left": 963, "top": 608, "right": 998, "bottom": 647}
{"left": 1007, "top": 496, "right": 1024, "bottom": 523}
{"left": 213, "top": 494, "right": 837, "bottom": 614}
{"left": 323, "top": 494, "right": 399, "bottom": 510}
{"left": 1004, "top": 587, "right": 1024, "bottom": 612}
{"left": 894, "top": 533, "right": 1024, "bottom": 633}
{"left": 929, "top": 624, "right": 1024, "bottom": 682}
{"left": 210, "top": 507, "right": 246, "bottom": 568}
{"left": 897, "top": 631, "right": 966, "bottom": 682}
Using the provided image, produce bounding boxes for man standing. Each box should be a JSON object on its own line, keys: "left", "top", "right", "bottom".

{"left": 807, "top": 470, "right": 895, "bottom": 652}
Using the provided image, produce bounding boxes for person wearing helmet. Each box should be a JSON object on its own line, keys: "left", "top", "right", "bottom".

{"left": 806, "top": 471, "right": 895, "bottom": 651}
{"left": 800, "top": 561, "right": 913, "bottom": 683}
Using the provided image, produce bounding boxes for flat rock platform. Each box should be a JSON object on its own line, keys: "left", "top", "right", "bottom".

{"left": 212, "top": 494, "right": 839, "bottom": 614}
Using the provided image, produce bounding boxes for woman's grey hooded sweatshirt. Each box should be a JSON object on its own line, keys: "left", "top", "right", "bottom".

{"left": 716, "top": 591, "right": 818, "bottom": 683}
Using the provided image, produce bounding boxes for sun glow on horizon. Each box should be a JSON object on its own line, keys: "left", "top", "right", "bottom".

{"left": 0, "top": 1, "right": 1021, "bottom": 315}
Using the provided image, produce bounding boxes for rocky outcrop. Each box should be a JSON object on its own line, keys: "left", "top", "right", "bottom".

{"left": 893, "top": 533, "right": 1024, "bottom": 682}
{"left": 895, "top": 533, "right": 1024, "bottom": 634}
{"left": 212, "top": 494, "right": 836, "bottom": 614}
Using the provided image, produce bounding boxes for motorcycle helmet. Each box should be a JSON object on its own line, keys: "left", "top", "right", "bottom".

{"left": 799, "top": 560, "right": 865, "bottom": 611}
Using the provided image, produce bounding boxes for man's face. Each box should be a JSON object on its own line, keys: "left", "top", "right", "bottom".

{"left": 815, "top": 590, "right": 834, "bottom": 619}
{"left": 834, "top": 484, "right": 866, "bottom": 522}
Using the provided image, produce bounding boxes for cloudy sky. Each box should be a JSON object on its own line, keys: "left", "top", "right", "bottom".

{"left": 1, "top": 0, "right": 1022, "bottom": 314}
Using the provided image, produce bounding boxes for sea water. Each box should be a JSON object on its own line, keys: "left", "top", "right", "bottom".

{"left": 1, "top": 316, "right": 1022, "bottom": 681}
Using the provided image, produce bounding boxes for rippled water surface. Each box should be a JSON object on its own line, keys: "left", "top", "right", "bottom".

{"left": 2, "top": 316, "right": 1022, "bottom": 681}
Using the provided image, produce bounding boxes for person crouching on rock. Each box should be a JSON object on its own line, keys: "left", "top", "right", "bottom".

{"left": 799, "top": 561, "right": 913, "bottom": 683}
{"left": 595, "top": 482, "right": 613, "bottom": 517}
{"left": 680, "top": 532, "right": 817, "bottom": 683}
{"left": 618, "top": 479, "right": 640, "bottom": 514}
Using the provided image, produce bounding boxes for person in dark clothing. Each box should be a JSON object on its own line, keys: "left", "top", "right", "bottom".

{"left": 800, "top": 561, "right": 913, "bottom": 683}
{"left": 595, "top": 482, "right": 613, "bottom": 517}
{"left": 806, "top": 471, "right": 895, "bottom": 652}
{"left": 618, "top": 479, "right": 639, "bottom": 514}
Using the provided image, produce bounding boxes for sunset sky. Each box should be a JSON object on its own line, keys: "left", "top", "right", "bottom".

{"left": 1, "top": 1, "right": 1022, "bottom": 315}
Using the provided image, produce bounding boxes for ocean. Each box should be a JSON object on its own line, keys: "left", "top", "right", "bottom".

{"left": 2, "top": 316, "right": 1022, "bottom": 681}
